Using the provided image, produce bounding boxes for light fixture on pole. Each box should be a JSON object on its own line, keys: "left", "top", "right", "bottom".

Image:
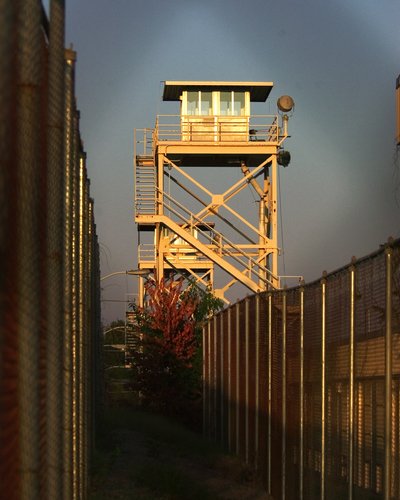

{"left": 100, "top": 269, "right": 150, "bottom": 282}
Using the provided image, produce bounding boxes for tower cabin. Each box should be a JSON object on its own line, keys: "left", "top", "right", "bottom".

{"left": 134, "top": 81, "right": 293, "bottom": 304}
{"left": 156, "top": 81, "right": 280, "bottom": 167}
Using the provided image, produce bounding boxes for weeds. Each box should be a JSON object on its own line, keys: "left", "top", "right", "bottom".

{"left": 133, "top": 461, "right": 219, "bottom": 500}
{"left": 102, "top": 406, "right": 222, "bottom": 465}
{"left": 89, "top": 407, "right": 258, "bottom": 499}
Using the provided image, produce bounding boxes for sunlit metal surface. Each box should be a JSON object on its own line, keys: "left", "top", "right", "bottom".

{"left": 384, "top": 246, "right": 392, "bottom": 500}
{"left": 134, "top": 82, "right": 293, "bottom": 307}
{"left": 204, "top": 239, "right": 400, "bottom": 499}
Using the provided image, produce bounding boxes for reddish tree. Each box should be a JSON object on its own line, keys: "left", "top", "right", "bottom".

{"left": 128, "top": 275, "right": 201, "bottom": 419}
{"left": 144, "top": 276, "right": 199, "bottom": 364}
{"left": 128, "top": 274, "right": 222, "bottom": 426}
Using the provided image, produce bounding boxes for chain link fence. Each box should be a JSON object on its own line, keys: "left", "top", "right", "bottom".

{"left": 0, "top": 3, "right": 101, "bottom": 499}
{"left": 204, "top": 238, "right": 400, "bottom": 499}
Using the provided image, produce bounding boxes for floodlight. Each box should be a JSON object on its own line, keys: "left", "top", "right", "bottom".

{"left": 277, "top": 95, "right": 295, "bottom": 113}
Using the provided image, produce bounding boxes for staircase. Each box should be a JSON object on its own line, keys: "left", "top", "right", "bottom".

{"left": 135, "top": 155, "right": 157, "bottom": 216}
{"left": 134, "top": 156, "right": 279, "bottom": 293}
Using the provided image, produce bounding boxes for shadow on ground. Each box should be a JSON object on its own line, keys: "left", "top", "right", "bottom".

{"left": 90, "top": 407, "right": 270, "bottom": 499}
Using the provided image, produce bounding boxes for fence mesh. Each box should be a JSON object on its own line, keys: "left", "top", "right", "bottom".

{"left": 204, "top": 239, "right": 400, "bottom": 499}
{"left": 0, "top": 4, "right": 101, "bottom": 500}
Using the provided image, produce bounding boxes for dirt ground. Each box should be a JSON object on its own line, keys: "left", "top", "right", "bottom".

{"left": 90, "top": 421, "right": 271, "bottom": 499}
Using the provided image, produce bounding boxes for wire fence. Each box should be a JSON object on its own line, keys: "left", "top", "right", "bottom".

{"left": 0, "top": 3, "right": 101, "bottom": 499}
{"left": 203, "top": 238, "right": 400, "bottom": 499}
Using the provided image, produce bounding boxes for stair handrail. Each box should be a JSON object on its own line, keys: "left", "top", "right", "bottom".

{"left": 164, "top": 200, "right": 277, "bottom": 289}
{"left": 134, "top": 154, "right": 157, "bottom": 215}
{"left": 135, "top": 128, "right": 155, "bottom": 157}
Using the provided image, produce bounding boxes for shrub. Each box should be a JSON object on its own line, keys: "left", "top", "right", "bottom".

{"left": 128, "top": 275, "right": 223, "bottom": 427}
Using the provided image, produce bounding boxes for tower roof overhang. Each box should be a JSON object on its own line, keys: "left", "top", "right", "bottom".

{"left": 162, "top": 81, "right": 274, "bottom": 102}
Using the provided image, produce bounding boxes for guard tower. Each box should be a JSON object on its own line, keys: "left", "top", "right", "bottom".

{"left": 134, "top": 81, "right": 294, "bottom": 305}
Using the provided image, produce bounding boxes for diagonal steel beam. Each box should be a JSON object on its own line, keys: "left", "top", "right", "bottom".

{"left": 157, "top": 216, "right": 262, "bottom": 294}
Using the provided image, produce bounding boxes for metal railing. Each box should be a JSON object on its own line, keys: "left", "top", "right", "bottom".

{"left": 134, "top": 115, "right": 281, "bottom": 156}
{"left": 203, "top": 238, "right": 400, "bottom": 499}
{"left": 138, "top": 244, "right": 156, "bottom": 262}
{"left": 134, "top": 127, "right": 154, "bottom": 156}
{"left": 134, "top": 157, "right": 157, "bottom": 215}
{"left": 155, "top": 114, "right": 280, "bottom": 143}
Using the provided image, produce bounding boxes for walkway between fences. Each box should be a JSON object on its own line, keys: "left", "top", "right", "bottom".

{"left": 1, "top": 3, "right": 101, "bottom": 499}
{"left": 203, "top": 238, "right": 400, "bottom": 499}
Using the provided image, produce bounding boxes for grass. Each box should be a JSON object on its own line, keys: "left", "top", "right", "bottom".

{"left": 100, "top": 406, "right": 222, "bottom": 464}
{"left": 104, "top": 366, "right": 131, "bottom": 380}
{"left": 133, "top": 461, "right": 219, "bottom": 500}
{"left": 89, "top": 406, "right": 250, "bottom": 500}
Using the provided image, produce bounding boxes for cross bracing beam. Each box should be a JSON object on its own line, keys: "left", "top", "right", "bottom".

{"left": 159, "top": 190, "right": 277, "bottom": 283}
{"left": 155, "top": 215, "right": 273, "bottom": 294}
{"left": 163, "top": 157, "right": 272, "bottom": 245}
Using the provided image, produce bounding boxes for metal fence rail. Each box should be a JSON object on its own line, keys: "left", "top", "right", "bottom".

{"left": 154, "top": 114, "right": 280, "bottom": 143}
{"left": 0, "top": 3, "right": 101, "bottom": 500}
{"left": 203, "top": 238, "right": 400, "bottom": 499}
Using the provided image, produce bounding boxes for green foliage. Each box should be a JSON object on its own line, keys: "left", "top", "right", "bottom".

{"left": 188, "top": 284, "right": 224, "bottom": 325}
{"left": 189, "top": 284, "right": 224, "bottom": 395}
{"left": 102, "top": 348, "right": 124, "bottom": 369}
{"left": 102, "top": 320, "right": 126, "bottom": 369}
{"left": 104, "top": 319, "right": 125, "bottom": 345}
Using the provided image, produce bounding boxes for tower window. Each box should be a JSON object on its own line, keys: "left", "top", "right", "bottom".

{"left": 186, "top": 91, "right": 212, "bottom": 116}
{"left": 220, "top": 91, "right": 245, "bottom": 116}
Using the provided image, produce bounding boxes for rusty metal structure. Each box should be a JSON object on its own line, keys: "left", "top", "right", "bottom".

{"left": 203, "top": 238, "right": 400, "bottom": 500}
{"left": 134, "top": 81, "right": 294, "bottom": 305}
{"left": 0, "top": 3, "right": 101, "bottom": 499}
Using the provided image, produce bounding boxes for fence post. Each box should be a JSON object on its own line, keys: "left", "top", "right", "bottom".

{"left": 45, "top": 2, "right": 65, "bottom": 497}
{"left": 321, "top": 273, "right": 327, "bottom": 500}
{"left": 78, "top": 152, "right": 87, "bottom": 498}
{"left": 299, "top": 283, "right": 304, "bottom": 500}
{"left": 236, "top": 302, "right": 240, "bottom": 455}
{"left": 88, "top": 199, "right": 95, "bottom": 472}
{"left": 267, "top": 292, "right": 272, "bottom": 495}
{"left": 63, "top": 47, "right": 76, "bottom": 500}
{"left": 71, "top": 109, "right": 81, "bottom": 500}
{"left": 255, "top": 294, "right": 260, "bottom": 470}
{"left": 202, "top": 325, "right": 206, "bottom": 438}
{"left": 213, "top": 315, "right": 217, "bottom": 441}
{"left": 384, "top": 243, "right": 393, "bottom": 500}
{"left": 207, "top": 321, "right": 211, "bottom": 439}
{"left": 0, "top": 2, "right": 17, "bottom": 494}
{"left": 282, "top": 290, "right": 287, "bottom": 500}
{"left": 348, "top": 260, "right": 356, "bottom": 500}
{"left": 245, "top": 297, "right": 250, "bottom": 464}
{"left": 228, "top": 307, "right": 232, "bottom": 452}
{"left": 16, "top": 1, "right": 42, "bottom": 497}
{"left": 220, "top": 313, "right": 224, "bottom": 446}
{"left": 85, "top": 178, "right": 91, "bottom": 496}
